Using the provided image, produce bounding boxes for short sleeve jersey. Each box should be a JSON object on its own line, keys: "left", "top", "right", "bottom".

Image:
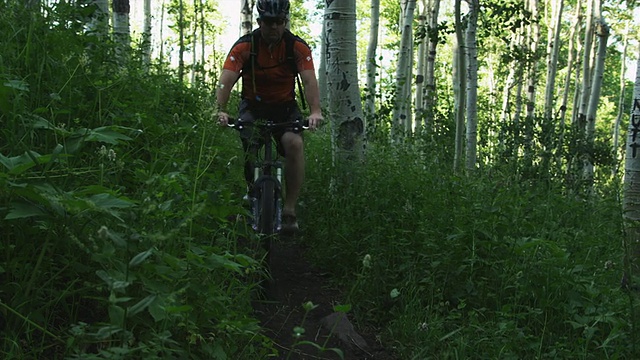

{"left": 223, "top": 30, "right": 315, "bottom": 104}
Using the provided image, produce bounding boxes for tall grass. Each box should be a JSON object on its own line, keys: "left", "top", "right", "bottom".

{"left": 1, "top": 3, "right": 270, "bottom": 359}
{"left": 302, "top": 131, "right": 636, "bottom": 359}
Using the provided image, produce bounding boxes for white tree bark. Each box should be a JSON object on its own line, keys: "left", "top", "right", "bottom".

{"left": 582, "top": 18, "right": 609, "bottom": 184}
{"left": 453, "top": 0, "right": 466, "bottom": 172}
{"left": 543, "top": 0, "right": 564, "bottom": 122}
{"left": 392, "top": 0, "right": 416, "bottom": 136}
{"left": 465, "top": 0, "right": 479, "bottom": 171}
{"left": 559, "top": 0, "right": 582, "bottom": 136}
{"left": 622, "top": 44, "right": 640, "bottom": 289}
{"left": 424, "top": 0, "right": 440, "bottom": 129}
{"left": 364, "top": 0, "right": 381, "bottom": 126}
{"left": 325, "top": 0, "right": 364, "bottom": 165}
{"left": 112, "top": 0, "right": 131, "bottom": 48}
{"left": 613, "top": 25, "right": 630, "bottom": 176}
{"left": 142, "top": 0, "right": 152, "bottom": 68}
{"left": 415, "top": 1, "right": 427, "bottom": 130}
{"left": 576, "top": 0, "right": 595, "bottom": 126}
{"left": 240, "top": 0, "right": 253, "bottom": 36}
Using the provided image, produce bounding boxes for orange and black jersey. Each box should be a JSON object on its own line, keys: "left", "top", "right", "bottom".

{"left": 223, "top": 30, "right": 315, "bottom": 104}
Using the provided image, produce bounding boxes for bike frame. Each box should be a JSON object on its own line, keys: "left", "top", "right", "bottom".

{"left": 230, "top": 118, "right": 306, "bottom": 237}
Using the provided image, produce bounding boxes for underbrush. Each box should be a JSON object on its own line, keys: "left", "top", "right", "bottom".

{"left": 302, "top": 133, "right": 638, "bottom": 359}
{"left": 1, "top": 3, "right": 269, "bottom": 359}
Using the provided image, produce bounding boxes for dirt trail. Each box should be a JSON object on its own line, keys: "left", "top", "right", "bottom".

{"left": 252, "top": 237, "right": 397, "bottom": 360}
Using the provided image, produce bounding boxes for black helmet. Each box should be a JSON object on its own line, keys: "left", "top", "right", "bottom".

{"left": 256, "top": 0, "right": 290, "bottom": 19}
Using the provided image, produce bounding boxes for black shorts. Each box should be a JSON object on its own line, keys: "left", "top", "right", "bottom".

{"left": 238, "top": 99, "right": 304, "bottom": 157}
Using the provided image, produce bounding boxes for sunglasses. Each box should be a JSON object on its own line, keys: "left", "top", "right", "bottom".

{"left": 261, "top": 17, "right": 286, "bottom": 26}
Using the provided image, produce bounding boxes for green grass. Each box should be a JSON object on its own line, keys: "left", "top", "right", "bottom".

{"left": 1, "top": 2, "right": 638, "bottom": 359}
{"left": 301, "top": 131, "right": 637, "bottom": 359}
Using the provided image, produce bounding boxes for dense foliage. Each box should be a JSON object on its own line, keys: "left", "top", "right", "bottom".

{"left": 1, "top": 1, "right": 638, "bottom": 359}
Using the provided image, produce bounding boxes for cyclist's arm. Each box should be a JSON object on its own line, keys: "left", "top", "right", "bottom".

{"left": 215, "top": 69, "right": 239, "bottom": 125}
{"left": 299, "top": 69, "right": 323, "bottom": 129}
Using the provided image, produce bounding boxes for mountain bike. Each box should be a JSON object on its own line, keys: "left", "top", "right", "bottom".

{"left": 228, "top": 117, "right": 307, "bottom": 267}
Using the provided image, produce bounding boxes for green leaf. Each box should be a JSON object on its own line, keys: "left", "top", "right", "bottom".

{"left": 4, "top": 202, "right": 47, "bottom": 219}
{"left": 148, "top": 296, "right": 167, "bottom": 322}
{"left": 89, "top": 193, "right": 135, "bottom": 209}
{"left": 333, "top": 304, "right": 352, "bottom": 313}
{"left": 129, "top": 249, "right": 153, "bottom": 267}
{"left": 127, "top": 294, "right": 157, "bottom": 317}
{"left": 108, "top": 305, "right": 125, "bottom": 327}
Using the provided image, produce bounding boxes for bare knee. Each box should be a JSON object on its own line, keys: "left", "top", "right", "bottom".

{"left": 282, "top": 132, "right": 303, "bottom": 155}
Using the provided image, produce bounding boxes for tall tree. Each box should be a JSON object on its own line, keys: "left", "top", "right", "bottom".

{"left": 543, "top": 0, "right": 564, "bottom": 123}
{"left": 613, "top": 24, "right": 630, "bottom": 176}
{"left": 465, "top": 0, "right": 479, "bottom": 172}
{"left": 142, "top": 0, "right": 152, "bottom": 68}
{"left": 178, "top": 0, "right": 185, "bottom": 84}
{"left": 523, "top": 0, "right": 541, "bottom": 165}
{"left": 364, "top": 0, "right": 380, "bottom": 129}
{"left": 324, "top": 0, "right": 364, "bottom": 167}
{"left": 453, "top": 0, "right": 466, "bottom": 172}
{"left": 415, "top": 0, "right": 427, "bottom": 130}
{"left": 582, "top": 16, "right": 609, "bottom": 185}
{"left": 392, "top": 0, "right": 416, "bottom": 136}
{"left": 112, "top": 0, "right": 131, "bottom": 55}
{"left": 240, "top": 0, "right": 253, "bottom": 36}
{"left": 423, "top": 0, "right": 440, "bottom": 129}
{"left": 622, "top": 44, "right": 640, "bottom": 291}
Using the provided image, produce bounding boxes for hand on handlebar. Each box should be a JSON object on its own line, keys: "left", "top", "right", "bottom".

{"left": 307, "top": 113, "right": 323, "bottom": 130}
{"left": 217, "top": 111, "right": 230, "bottom": 126}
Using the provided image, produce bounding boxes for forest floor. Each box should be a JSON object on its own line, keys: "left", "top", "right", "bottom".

{"left": 250, "top": 233, "right": 398, "bottom": 360}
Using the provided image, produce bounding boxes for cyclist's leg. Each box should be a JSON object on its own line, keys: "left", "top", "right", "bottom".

{"left": 276, "top": 106, "right": 304, "bottom": 217}
{"left": 239, "top": 100, "right": 260, "bottom": 193}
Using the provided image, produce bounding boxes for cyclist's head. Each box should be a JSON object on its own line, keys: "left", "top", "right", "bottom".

{"left": 256, "top": 0, "right": 290, "bottom": 21}
{"left": 257, "top": 0, "right": 289, "bottom": 44}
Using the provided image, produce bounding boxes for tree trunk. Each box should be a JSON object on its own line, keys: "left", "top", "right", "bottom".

{"left": 142, "top": 0, "right": 152, "bottom": 69}
{"left": 364, "top": 0, "right": 380, "bottom": 131}
{"left": 582, "top": 18, "right": 609, "bottom": 186}
{"left": 319, "top": 19, "right": 328, "bottom": 107}
{"left": 191, "top": 0, "right": 198, "bottom": 85}
{"left": 415, "top": 1, "right": 427, "bottom": 132}
{"left": 557, "top": 0, "right": 580, "bottom": 171}
{"left": 424, "top": 0, "right": 440, "bottom": 129}
{"left": 453, "top": 0, "right": 466, "bottom": 173}
{"left": 392, "top": 0, "right": 416, "bottom": 137}
{"left": 465, "top": 0, "right": 479, "bottom": 172}
{"left": 621, "top": 43, "right": 640, "bottom": 291}
{"left": 523, "top": 0, "right": 540, "bottom": 166}
{"left": 325, "top": 0, "right": 364, "bottom": 167}
{"left": 575, "top": 0, "right": 594, "bottom": 129}
{"left": 178, "top": 0, "right": 185, "bottom": 84}
{"left": 112, "top": 0, "right": 131, "bottom": 57}
{"left": 241, "top": 0, "right": 253, "bottom": 36}
{"left": 543, "top": 0, "right": 564, "bottom": 124}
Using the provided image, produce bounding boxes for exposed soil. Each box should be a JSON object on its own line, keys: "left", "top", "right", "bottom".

{"left": 251, "top": 234, "right": 398, "bottom": 360}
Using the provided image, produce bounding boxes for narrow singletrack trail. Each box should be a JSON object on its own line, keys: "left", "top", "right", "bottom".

{"left": 252, "top": 237, "right": 398, "bottom": 360}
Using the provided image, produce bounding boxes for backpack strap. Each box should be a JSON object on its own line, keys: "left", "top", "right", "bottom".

{"left": 283, "top": 30, "right": 307, "bottom": 110}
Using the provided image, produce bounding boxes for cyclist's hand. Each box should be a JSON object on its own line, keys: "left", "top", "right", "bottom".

{"left": 307, "top": 113, "right": 323, "bottom": 130}
{"left": 217, "top": 111, "right": 230, "bottom": 126}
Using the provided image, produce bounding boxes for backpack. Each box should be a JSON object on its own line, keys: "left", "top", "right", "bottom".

{"left": 237, "top": 29, "right": 307, "bottom": 110}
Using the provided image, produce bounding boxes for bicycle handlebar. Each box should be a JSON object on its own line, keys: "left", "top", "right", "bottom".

{"left": 226, "top": 117, "right": 310, "bottom": 131}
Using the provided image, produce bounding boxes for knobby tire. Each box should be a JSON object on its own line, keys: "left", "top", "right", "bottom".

{"left": 258, "top": 180, "right": 276, "bottom": 268}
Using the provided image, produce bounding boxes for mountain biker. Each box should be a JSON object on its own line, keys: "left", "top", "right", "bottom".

{"left": 216, "top": 0, "right": 323, "bottom": 234}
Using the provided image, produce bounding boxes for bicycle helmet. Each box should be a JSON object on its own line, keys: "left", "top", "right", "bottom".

{"left": 256, "top": 0, "right": 290, "bottom": 19}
